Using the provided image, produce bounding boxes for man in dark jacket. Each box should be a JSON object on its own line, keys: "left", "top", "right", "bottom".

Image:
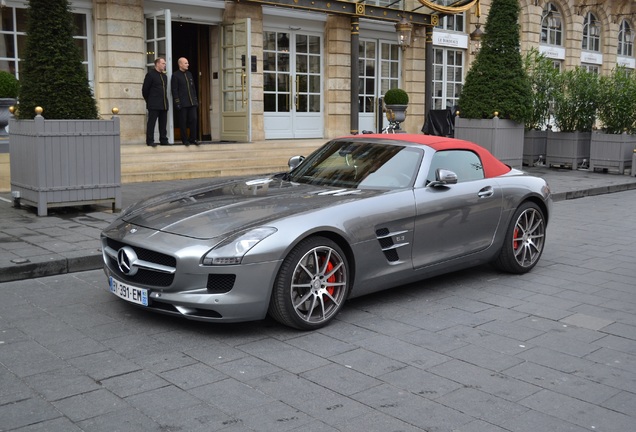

{"left": 142, "top": 57, "right": 170, "bottom": 146}
{"left": 171, "top": 57, "right": 199, "bottom": 145}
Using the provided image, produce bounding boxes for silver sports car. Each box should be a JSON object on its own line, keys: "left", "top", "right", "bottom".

{"left": 101, "top": 134, "right": 552, "bottom": 330}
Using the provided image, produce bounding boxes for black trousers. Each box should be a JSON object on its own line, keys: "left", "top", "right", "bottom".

{"left": 146, "top": 109, "right": 168, "bottom": 144}
{"left": 177, "top": 106, "right": 198, "bottom": 143}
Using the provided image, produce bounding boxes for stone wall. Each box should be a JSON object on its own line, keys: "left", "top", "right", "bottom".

{"left": 93, "top": 0, "right": 145, "bottom": 144}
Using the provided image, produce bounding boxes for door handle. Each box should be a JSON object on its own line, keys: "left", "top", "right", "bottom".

{"left": 241, "top": 71, "right": 246, "bottom": 107}
{"left": 295, "top": 75, "right": 299, "bottom": 110}
{"left": 478, "top": 186, "right": 494, "bottom": 198}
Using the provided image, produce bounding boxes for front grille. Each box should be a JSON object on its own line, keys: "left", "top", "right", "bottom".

{"left": 207, "top": 274, "right": 236, "bottom": 293}
{"left": 105, "top": 237, "right": 176, "bottom": 286}
{"left": 106, "top": 238, "right": 176, "bottom": 267}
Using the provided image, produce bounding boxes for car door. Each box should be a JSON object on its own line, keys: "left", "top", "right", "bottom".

{"left": 412, "top": 149, "right": 503, "bottom": 269}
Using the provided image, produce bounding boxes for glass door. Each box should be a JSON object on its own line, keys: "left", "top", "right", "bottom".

{"left": 263, "top": 30, "right": 323, "bottom": 139}
{"left": 144, "top": 10, "right": 173, "bottom": 143}
{"left": 358, "top": 40, "right": 400, "bottom": 133}
{"left": 221, "top": 19, "right": 251, "bottom": 142}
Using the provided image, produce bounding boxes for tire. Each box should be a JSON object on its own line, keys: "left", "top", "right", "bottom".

{"left": 268, "top": 236, "right": 349, "bottom": 330}
{"left": 493, "top": 201, "right": 546, "bottom": 274}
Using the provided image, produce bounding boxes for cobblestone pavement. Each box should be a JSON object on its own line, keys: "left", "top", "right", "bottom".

{"left": 1, "top": 188, "right": 635, "bottom": 431}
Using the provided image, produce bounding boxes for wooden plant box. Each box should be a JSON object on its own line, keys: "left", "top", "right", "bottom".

{"left": 9, "top": 115, "right": 121, "bottom": 216}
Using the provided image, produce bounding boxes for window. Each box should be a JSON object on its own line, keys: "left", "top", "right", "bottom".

{"left": 358, "top": 40, "right": 377, "bottom": 114}
{"left": 540, "top": 3, "right": 563, "bottom": 46}
{"left": 582, "top": 12, "right": 601, "bottom": 52}
{"left": 581, "top": 64, "right": 600, "bottom": 74}
{"left": 434, "top": 1, "right": 464, "bottom": 32}
{"left": 0, "top": 6, "right": 91, "bottom": 80}
{"left": 618, "top": 20, "right": 633, "bottom": 57}
{"left": 379, "top": 43, "right": 401, "bottom": 96}
{"left": 427, "top": 150, "right": 484, "bottom": 184}
{"left": 432, "top": 48, "right": 463, "bottom": 110}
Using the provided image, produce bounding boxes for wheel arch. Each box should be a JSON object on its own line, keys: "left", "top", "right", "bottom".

{"left": 287, "top": 230, "right": 357, "bottom": 297}
{"left": 521, "top": 194, "right": 550, "bottom": 224}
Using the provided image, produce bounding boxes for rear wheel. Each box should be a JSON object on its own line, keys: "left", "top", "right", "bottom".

{"left": 269, "top": 236, "right": 349, "bottom": 330}
{"left": 493, "top": 202, "right": 546, "bottom": 274}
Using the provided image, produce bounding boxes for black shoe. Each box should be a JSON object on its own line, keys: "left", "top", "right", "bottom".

{"left": 160, "top": 142, "right": 172, "bottom": 146}
{"left": 147, "top": 143, "right": 157, "bottom": 147}
{"left": 190, "top": 140, "right": 199, "bottom": 145}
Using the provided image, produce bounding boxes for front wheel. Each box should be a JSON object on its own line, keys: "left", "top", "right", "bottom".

{"left": 493, "top": 202, "right": 546, "bottom": 274}
{"left": 269, "top": 236, "right": 349, "bottom": 330}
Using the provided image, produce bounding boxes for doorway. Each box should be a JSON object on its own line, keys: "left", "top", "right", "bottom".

{"left": 171, "top": 22, "right": 211, "bottom": 142}
{"left": 263, "top": 30, "right": 323, "bottom": 139}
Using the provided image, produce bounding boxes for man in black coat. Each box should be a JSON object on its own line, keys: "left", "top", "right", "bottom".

{"left": 142, "top": 57, "right": 170, "bottom": 146}
{"left": 171, "top": 57, "right": 199, "bottom": 145}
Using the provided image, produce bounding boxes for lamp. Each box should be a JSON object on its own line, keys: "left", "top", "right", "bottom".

{"left": 589, "top": 21, "right": 600, "bottom": 37}
{"left": 395, "top": 16, "right": 413, "bottom": 51}
{"left": 547, "top": 11, "right": 561, "bottom": 29}
{"left": 470, "top": 22, "right": 483, "bottom": 54}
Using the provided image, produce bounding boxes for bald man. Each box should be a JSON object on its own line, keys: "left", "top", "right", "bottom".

{"left": 171, "top": 57, "right": 199, "bottom": 145}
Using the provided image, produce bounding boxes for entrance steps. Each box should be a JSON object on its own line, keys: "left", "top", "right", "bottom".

{"left": 121, "top": 139, "right": 325, "bottom": 183}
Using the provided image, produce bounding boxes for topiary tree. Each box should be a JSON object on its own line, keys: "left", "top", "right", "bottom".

{"left": 383, "top": 88, "right": 409, "bottom": 105}
{"left": 0, "top": 71, "right": 19, "bottom": 98}
{"left": 523, "top": 48, "right": 559, "bottom": 131}
{"left": 457, "top": 0, "right": 531, "bottom": 122}
{"left": 17, "top": 0, "right": 98, "bottom": 119}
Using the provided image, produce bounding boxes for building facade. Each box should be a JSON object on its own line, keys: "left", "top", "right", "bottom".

{"left": 1, "top": 0, "right": 634, "bottom": 144}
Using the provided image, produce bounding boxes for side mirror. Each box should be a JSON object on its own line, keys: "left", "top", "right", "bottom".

{"left": 428, "top": 168, "right": 458, "bottom": 187}
{"left": 288, "top": 155, "right": 305, "bottom": 171}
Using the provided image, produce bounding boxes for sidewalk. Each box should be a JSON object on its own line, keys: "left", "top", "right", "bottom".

{"left": 1, "top": 165, "right": 636, "bottom": 283}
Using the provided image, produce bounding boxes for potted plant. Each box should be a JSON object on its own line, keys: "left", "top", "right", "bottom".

{"left": 383, "top": 88, "right": 409, "bottom": 129}
{"left": 454, "top": 0, "right": 531, "bottom": 168}
{"left": 0, "top": 70, "right": 19, "bottom": 136}
{"left": 9, "top": 0, "right": 121, "bottom": 216}
{"left": 522, "top": 49, "right": 559, "bottom": 166}
{"left": 589, "top": 66, "right": 636, "bottom": 174}
{"left": 546, "top": 67, "right": 599, "bottom": 169}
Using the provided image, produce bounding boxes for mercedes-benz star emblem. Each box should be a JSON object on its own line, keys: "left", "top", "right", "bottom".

{"left": 117, "top": 246, "right": 139, "bottom": 276}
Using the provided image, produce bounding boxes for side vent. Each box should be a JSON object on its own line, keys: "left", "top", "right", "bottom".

{"left": 375, "top": 228, "right": 409, "bottom": 263}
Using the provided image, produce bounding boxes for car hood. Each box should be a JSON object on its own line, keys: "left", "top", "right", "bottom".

{"left": 119, "top": 177, "right": 380, "bottom": 239}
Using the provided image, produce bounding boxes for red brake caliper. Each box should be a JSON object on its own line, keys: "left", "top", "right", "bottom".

{"left": 513, "top": 227, "right": 520, "bottom": 250}
{"left": 325, "top": 261, "right": 335, "bottom": 297}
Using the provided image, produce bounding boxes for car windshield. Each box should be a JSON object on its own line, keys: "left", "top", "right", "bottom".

{"left": 287, "top": 140, "right": 422, "bottom": 189}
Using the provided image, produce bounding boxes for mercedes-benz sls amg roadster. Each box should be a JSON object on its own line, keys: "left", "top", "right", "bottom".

{"left": 101, "top": 134, "right": 552, "bottom": 329}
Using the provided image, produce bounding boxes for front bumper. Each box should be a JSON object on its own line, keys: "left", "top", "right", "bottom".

{"left": 101, "top": 227, "right": 282, "bottom": 323}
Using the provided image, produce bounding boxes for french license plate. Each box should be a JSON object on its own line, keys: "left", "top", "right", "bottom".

{"left": 109, "top": 276, "right": 148, "bottom": 306}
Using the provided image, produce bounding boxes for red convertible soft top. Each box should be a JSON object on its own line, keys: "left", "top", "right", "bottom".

{"left": 348, "top": 133, "right": 512, "bottom": 179}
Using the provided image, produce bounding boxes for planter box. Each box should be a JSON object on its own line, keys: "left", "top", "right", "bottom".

{"left": 455, "top": 117, "right": 524, "bottom": 168}
{"left": 545, "top": 131, "right": 591, "bottom": 170}
{"left": 523, "top": 130, "right": 547, "bottom": 166}
{"left": 9, "top": 115, "right": 121, "bottom": 216}
{"left": 589, "top": 132, "right": 636, "bottom": 174}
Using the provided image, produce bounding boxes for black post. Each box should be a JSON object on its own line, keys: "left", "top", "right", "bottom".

{"left": 377, "top": 97, "right": 384, "bottom": 133}
{"left": 424, "top": 26, "right": 434, "bottom": 119}
{"left": 350, "top": 17, "right": 360, "bottom": 134}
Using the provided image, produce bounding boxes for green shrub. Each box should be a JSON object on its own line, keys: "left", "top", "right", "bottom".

{"left": 597, "top": 66, "right": 636, "bottom": 134}
{"left": 17, "top": 0, "right": 98, "bottom": 119}
{"left": 0, "top": 71, "right": 19, "bottom": 98}
{"left": 383, "top": 88, "right": 409, "bottom": 105}
{"left": 457, "top": 0, "right": 531, "bottom": 122}
{"left": 552, "top": 67, "right": 599, "bottom": 132}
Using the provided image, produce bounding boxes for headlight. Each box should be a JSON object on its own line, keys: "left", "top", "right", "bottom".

{"left": 202, "top": 227, "right": 277, "bottom": 265}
